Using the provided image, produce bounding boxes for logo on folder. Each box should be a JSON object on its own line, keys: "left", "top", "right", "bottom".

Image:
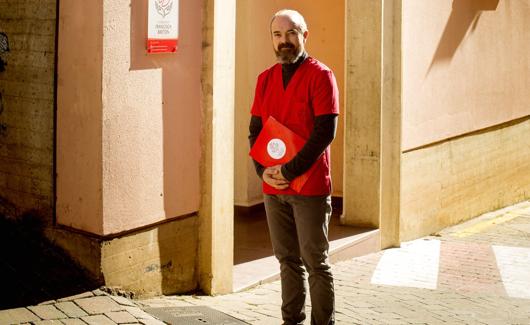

{"left": 267, "top": 139, "right": 286, "bottom": 159}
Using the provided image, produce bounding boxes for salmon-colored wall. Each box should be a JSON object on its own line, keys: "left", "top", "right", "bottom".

{"left": 402, "top": 0, "right": 530, "bottom": 150}
{"left": 101, "top": 0, "right": 201, "bottom": 235}
{"left": 58, "top": 0, "right": 202, "bottom": 235}
{"left": 57, "top": 0, "right": 104, "bottom": 234}
{"left": 234, "top": 0, "right": 345, "bottom": 206}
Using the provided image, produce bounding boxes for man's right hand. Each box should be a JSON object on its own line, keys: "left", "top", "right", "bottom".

{"left": 263, "top": 165, "right": 289, "bottom": 190}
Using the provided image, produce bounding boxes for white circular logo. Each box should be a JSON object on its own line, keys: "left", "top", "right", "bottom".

{"left": 267, "top": 139, "right": 286, "bottom": 160}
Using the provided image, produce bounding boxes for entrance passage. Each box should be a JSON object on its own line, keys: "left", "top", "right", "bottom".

{"left": 233, "top": 201, "right": 380, "bottom": 292}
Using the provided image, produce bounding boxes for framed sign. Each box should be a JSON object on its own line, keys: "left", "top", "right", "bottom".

{"left": 147, "top": 0, "right": 179, "bottom": 53}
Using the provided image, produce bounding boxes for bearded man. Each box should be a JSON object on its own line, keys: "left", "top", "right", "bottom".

{"left": 248, "top": 9, "right": 339, "bottom": 325}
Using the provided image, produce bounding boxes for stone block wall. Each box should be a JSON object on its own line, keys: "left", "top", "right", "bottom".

{"left": 0, "top": 0, "right": 56, "bottom": 219}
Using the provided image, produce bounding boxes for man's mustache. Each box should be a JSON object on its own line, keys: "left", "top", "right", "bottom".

{"left": 278, "top": 43, "right": 295, "bottom": 50}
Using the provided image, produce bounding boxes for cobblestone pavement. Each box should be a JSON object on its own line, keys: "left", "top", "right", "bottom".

{"left": 1, "top": 201, "right": 530, "bottom": 324}
{"left": 0, "top": 289, "right": 166, "bottom": 325}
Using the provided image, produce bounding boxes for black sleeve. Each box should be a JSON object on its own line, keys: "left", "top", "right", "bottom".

{"left": 248, "top": 115, "right": 265, "bottom": 178}
{"left": 281, "top": 114, "right": 338, "bottom": 181}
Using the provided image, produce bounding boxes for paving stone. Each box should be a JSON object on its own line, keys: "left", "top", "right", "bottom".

{"left": 92, "top": 289, "right": 107, "bottom": 296}
{"left": 250, "top": 315, "right": 282, "bottom": 325}
{"left": 38, "top": 300, "right": 57, "bottom": 305}
{"left": 60, "top": 319, "right": 89, "bottom": 325}
{"left": 28, "top": 305, "right": 67, "bottom": 320}
{"left": 0, "top": 308, "right": 40, "bottom": 324}
{"left": 109, "top": 295, "right": 137, "bottom": 307}
{"left": 55, "top": 301, "right": 89, "bottom": 318}
{"left": 57, "top": 292, "right": 95, "bottom": 302}
{"left": 123, "top": 307, "right": 156, "bottom": 320}
{"left": 81, "top": 314, "right": 118, "bottom": 325}
{"left": 105, "top": 311, "right": 138, "bottom": 324}
{"left": 227, "top": 309, "right": 262, "bottom": 321}
{"left": 75, "top": 296, "right": 124, "bottom": 314}
{"left": 139, "top": 319, "right": 167, "bottom": 325}
{"left": 378, "top": 319, "right": 408, "bottom": 325}
{"left": 33, "top": 320, "right": 65, "bottom": 325}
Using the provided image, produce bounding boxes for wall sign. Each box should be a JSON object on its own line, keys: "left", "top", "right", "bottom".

{"left": 147, "top": 0, "right": 179, "bottom": 53}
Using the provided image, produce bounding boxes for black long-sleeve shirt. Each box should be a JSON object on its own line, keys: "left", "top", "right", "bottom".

{"left": 248, "top": 53, "right": 338, "bottom": 181}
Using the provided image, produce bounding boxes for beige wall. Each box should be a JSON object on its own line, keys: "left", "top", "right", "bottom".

{"left": 198, "top": 0, "right": 237, "bottom": 295}
{"left": 58, "top": 0, "right": 202, "bottom": 235}
{"left": 401, "top": 0, "right": 530, "bottom": 241}
{"left": 401, "top": 117, "right": 530, "bottom": 240}
{"left": 234, "top": 0, "right": 345, "bottom": 206}
{"left": 101, "top": 215, "right": 198, "bottom": 295}
{"left": 0, "top": 0, "right": 56, "bottom": 219}
{"left": 402, "top": 0, "right": 530, "bottom": 150}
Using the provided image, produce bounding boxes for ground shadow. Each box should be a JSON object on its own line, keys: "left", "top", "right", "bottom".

{"left": 0, "top": 214, "right": 99, "bottom": 309}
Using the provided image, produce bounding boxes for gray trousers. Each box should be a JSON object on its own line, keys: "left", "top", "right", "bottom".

{"left": 264, "top": 194, "right": 335, "bottom": 325}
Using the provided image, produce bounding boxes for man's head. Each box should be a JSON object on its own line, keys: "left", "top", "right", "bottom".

{"left": 270, "top": 9, "right": 308, "bottom": 64}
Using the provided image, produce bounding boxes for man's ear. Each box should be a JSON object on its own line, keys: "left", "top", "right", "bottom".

{"left": 303, "top": 31, "right": 308, "bottom": 42}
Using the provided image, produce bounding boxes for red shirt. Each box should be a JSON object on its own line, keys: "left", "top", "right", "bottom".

{"left": 251, "top": 57, "right": 339, "bottom": 196}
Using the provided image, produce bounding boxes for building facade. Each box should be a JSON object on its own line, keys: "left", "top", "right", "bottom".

{"left": 0, "top": 0, "right": 528, "bottom": 296}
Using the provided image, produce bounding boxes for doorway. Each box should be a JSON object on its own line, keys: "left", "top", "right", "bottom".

{"left": 232, "top": 0, "right": 383, "bottom": 292}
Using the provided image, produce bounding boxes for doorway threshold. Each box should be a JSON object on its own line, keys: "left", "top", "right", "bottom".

{"left": 233, "top": 210, "right": 380, "bottom": 292}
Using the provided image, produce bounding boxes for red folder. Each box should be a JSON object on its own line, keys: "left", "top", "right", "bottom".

{"left": 249, "top": 116, "right": 317, "bottom": 192}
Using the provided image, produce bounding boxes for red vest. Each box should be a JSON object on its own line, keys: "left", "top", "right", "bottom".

{"left": 251, "top": 57, "right": 339, "bottom": 196}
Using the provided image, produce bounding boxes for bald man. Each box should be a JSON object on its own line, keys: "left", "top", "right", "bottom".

{"left": 248, "top": 9, "right": 339, "bottom": 325}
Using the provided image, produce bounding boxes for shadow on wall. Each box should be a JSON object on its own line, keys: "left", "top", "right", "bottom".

{"left": 0, "top": 32, "right": 9, "bottom": 137}
{"left": 427, "top": 0, "right": 499, "bottom": 74}
{"left": 0, "top": 214, "right": 100, "bottom": 309}
{"left": 0, "top": 32, "right": 8, "bottom": 71}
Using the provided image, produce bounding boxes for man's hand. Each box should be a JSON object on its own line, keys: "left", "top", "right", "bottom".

{"left": 263, "top": 165, "right": 289, "bottom": 190}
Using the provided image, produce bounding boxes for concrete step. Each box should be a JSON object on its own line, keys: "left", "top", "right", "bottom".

{"left": 233, "top": 228, "right": 380, "bottom": 292}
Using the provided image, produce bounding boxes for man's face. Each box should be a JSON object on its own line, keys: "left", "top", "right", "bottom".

{"left": 271, "top": 16, "right": 307, "bottom": 64}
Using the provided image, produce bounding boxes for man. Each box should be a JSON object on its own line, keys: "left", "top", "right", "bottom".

{"left": 248, "top": 9, "right": 339, "bottom": 325}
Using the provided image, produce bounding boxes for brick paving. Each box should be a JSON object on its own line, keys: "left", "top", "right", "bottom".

{"left": 138, "top": 201, "right": 530, "bottom": 324}
{"left": 1, "top": 201, "right": 529, "bottom": 324}
{"left": 0, "top": 289, "right": 163, "bottom": 325}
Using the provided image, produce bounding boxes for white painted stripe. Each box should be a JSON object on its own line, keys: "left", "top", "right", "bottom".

{"left": 371, "top": 239, "right": 441, "bottom": 289}
{"left": 492, "top": 245, "right": 530, "bottom": 299}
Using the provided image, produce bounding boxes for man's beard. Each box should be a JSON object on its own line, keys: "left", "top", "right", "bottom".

{"left": 275, "top": 42, "right": 303, "bottom": 64}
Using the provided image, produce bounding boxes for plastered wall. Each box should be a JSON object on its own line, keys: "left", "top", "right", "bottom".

{"left": 402, "top": 0, "right": 530, "bottom": 150}
{"left": 400, "top": 0, "right": 530, "bottom": 240}
{"left": 57, "top": 0, "right": 202, "bottom": 235}
{"left": 57, "top": 0, "right": 104, "bottom": 233}
{"left": 234, "top": 0, "right": 345, "bottom": 206}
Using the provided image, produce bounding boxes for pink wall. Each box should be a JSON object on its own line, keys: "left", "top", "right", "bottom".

{"left": 57, "top": 0, "right": 104, "bottom": 234}
{"left": 402, "top": 0, "right": 530, "bottom": 151}
{"left": 57, "top": 0, "right": 202, "bottom": 236}
{"left": 101, "top": 0, "right": 202, "bottom": 234}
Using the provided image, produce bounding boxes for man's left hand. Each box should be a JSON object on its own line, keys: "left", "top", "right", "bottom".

{"left": 270, "top": 165, "right": 288, "bottom": 182}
